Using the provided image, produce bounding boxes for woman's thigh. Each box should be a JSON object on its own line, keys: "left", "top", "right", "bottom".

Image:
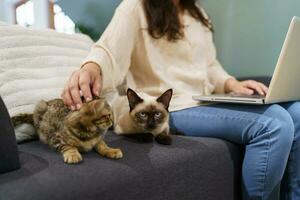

{"left": 169, "top": 103, "right": 294, "bottom": 145}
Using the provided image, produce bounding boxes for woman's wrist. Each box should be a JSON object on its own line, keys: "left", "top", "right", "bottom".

{"left": 224, "top": 78, "right": 238, "bottom": 93}
{"left": 81, "top": 62, "right": 101, "bottom": 75}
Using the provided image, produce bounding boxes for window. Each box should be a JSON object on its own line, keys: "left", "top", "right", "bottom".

{"left": 14, "top": 0, "right": 75, "bottom": 34}
{"left": 53, "top": 4, "right": 75, "bottom": 34}
{"left": 15, "top": 0, "right": 34, "bottom": 27}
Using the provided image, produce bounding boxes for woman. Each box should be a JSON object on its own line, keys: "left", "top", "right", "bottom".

{"left": 61, "top": 0, "right": 300, "bottom": 199}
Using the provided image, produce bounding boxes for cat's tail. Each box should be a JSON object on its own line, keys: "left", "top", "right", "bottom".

{"left": 11, "top": 113, "right": 34, "bottom": 127}
{"left": 11, "top": 113, "right": 37, "bottom": 143}
{"left": 11, "top": 100, "right": 48, "bottom": 143}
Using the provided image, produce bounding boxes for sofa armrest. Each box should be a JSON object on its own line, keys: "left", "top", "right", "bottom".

{"left": 0, "top": 96, "right": 20, "bottom": 174}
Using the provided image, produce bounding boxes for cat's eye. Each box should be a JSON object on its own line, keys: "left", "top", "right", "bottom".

{"left": 155, "top": 112, "right": 161, "bottom": 117}
{"left": 154, "top": 112, "right": 162, "bottom": 118}
{"left": 94, "top": 120, "right": 101, "bottom": 125}
{"left": 94, "top": 115, "right": 111, "bottom": 124}
{"left": 139, "top": 112, "right": 147, "bottom": 118}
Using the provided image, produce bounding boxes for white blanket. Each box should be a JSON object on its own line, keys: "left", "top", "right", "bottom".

{"left": 0, "top": 22, "right": 94, "bottom": 142}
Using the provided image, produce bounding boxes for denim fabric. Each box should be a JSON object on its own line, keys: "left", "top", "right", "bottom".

{"left": 170, "top": 102, "right": 300, "bottom": 200}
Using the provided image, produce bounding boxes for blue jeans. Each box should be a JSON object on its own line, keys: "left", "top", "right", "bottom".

{"left": 169, "top": 102, "right": 300, "bottom": 200}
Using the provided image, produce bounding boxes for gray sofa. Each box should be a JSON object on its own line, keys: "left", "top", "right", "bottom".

{"left": 0, "top": 77, "right": 271, "bottom": 200}
{"left": 0, "top": 132, "right": 243, "bottom": 200}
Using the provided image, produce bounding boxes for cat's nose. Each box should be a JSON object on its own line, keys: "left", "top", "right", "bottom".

{"left": 89, "top": 126, "right": 98, "bottom": 132}
{"left": 147, "top": 124, "right": 156, "bottom": 130}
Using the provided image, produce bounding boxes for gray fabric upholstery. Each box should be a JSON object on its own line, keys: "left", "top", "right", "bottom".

{"left": 0, "top": 132, "right": 243, "bottom": 200}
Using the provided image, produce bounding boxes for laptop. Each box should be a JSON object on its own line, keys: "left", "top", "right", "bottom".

{"left": 193, "top": 16, "right": 300, "bottom": 105}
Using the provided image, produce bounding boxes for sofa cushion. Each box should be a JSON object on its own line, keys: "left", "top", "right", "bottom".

{"left": 0, "top": 132, "right": 243, "bottom": 200}
{"left": 0, "top": 22, "right": 93, "bottom": 117}
{"left": 0, "top": 22, "right": 95, "bottom": 143}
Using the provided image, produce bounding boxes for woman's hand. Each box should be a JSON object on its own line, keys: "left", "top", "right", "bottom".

{"left": 61, "top": 62, "right": 102, "bottom": 110}
{"left": 225, "top": 78, "right": 268, "bottom": 96}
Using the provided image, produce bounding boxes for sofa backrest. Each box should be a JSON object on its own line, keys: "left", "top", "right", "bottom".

{"left": 0, "top": 22, "right": 94, "bottom": 143}
{"left": 0, "top": 22, "right": 93, "bottom": 117}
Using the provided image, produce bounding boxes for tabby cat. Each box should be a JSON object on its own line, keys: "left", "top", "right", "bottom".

{"left": 12, "top": 97, "right": 123, "bottom": 164}
{"left": 114, "top": 88, "right": 173, "bottom": 145}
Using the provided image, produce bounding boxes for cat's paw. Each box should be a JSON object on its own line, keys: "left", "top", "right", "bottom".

{"left": 155, "top": 134, "right": 172, "bottom": 145}
{"left": 63, "top": 150, "right": 83, "bottom": 164}
{"left": 105, "top": 148, "right": 123, "bottom": 159}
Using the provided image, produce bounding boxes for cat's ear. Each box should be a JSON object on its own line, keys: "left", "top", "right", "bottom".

{"left": 127, "top": 88, "right": 144, "bottom": 111}
{"left": 157, "top": 89, "right": 173, "bottom": 110}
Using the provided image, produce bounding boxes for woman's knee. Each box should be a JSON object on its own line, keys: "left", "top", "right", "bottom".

{"left": 264, "top": 105, "right": 294, "bottom": 148}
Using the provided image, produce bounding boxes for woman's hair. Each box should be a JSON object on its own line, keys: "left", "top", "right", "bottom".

{"left": 143, "top": 0, "right": 213, "bottom": 41}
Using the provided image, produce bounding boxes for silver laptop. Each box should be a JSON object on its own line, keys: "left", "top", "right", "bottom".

{"left": 193, "top": 16, "right": 300, "bottom": 105}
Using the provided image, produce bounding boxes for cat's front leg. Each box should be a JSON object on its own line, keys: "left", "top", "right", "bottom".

{"left": 59, "top": 145, "right": 83, "bottom": 164}
{"left": 95, "top": 140, "right": 123, "bottom": 159}
{"left": 155, "top": 128, "right": 172, "bottom": 145}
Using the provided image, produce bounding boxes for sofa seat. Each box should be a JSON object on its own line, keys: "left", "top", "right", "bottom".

{"left": 0, "top": 132, "right": 243, "bottom": 200}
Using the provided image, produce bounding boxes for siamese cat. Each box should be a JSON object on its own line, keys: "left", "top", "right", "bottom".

{"left": 114, "top": 88, "right": 173, "bottom": 145}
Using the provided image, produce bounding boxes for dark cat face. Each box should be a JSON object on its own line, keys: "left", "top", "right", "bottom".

{"left": 127, "top": 89, "right": 172, "bottom": 131}
{"left": 134, "top": 106, "right": 167, "bottom": 130}
{"left": 81, "top": 98, "right": 113, "bottom": 132}
{"left": 67, "top": 98, "right": 113, "bottom": 137}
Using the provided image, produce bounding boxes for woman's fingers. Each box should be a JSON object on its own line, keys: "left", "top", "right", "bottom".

{"left": 69, "top": 71, "right": 82, "bottom": 109}
{"left": 244, "top": 81, "right": 265, "bottom": 95}
{"left": 79, "top": 71, "right": 92, "bottom": 102}
{"left": 61, "top": 87, "right": 75, "bottom": 110}
{"left": 259, "top": 82, "right": 269, "bottom": 95}
{"left": 92, "top": 74, "right": 101, "bottom": 97}
{"left": 62, "top": 63, "right": 103, "bottom": 110}
{"left": 254, "top": 86, "right": 264, "bottom": 96}
{"left": 228, "top": 79, "right": 269, "bottom": 96}
{"left": 236, "top": 87, "right": 254, "bottom": 95}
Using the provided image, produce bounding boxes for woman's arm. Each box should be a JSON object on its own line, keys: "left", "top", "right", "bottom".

{"left": 62, "top": 0, "right": 141, "bottom": 109}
